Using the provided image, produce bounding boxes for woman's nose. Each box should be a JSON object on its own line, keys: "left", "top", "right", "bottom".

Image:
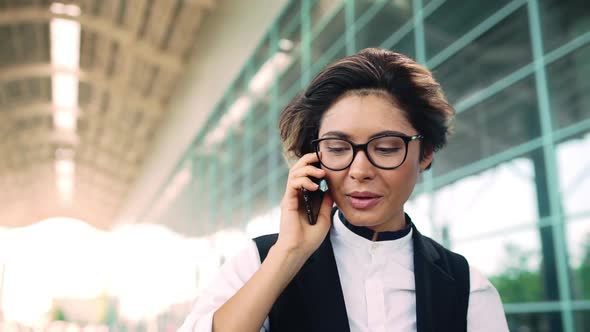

{"left": 348, "top": 150, "right": 376, "bottom": 181}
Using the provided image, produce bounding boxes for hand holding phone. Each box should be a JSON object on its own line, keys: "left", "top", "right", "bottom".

{"left": 301, "top": 163, "right": 329, "bottom": 225}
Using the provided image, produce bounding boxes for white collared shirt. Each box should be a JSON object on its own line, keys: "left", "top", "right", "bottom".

{"left": 178, "top": 213, "right": 509, "bottom": 332}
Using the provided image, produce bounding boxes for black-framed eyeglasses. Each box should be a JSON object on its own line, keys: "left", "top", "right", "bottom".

{"left": 312, "top": 134, "right": 423, "bottom": 171}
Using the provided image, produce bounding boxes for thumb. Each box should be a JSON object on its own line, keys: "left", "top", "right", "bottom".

{"left": 315, "top": 192, "right": 335, "bottom": 228}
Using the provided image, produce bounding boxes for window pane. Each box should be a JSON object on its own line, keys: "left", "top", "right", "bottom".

{"left": 249, "top": 160, "right": 281, "bottom": 219}
{"left": 278, "top": 0, "right": 302, "bottom": 47}
{"left": 311, "top": 7, "right": 346, "bottom": 67}
{"left": 156, "top": 164, "right": 199, "bottom": 234}
{"left": 506, "top": 311, "right": 562, "bottom": 332}
{"left": 557, "top": 132, "right": 590, "bottom": 217}
{"left": 270, "top": 166, "right": 289, "bottom": 207}
{"left": 540, "top": 0, "right": 590, "bottom": 53}
{"left": 276, "top": 1, "right": 302, "bottom": 100}
{"left": 453, "top": 227, "right": 544, "bottom": 302}
{"left": 432, "top": 7, "right": 532, "bottom": 105}
{"left": 546, "top": 44, "right": 590, "bottom": 130}
{"left": 310, "top": 0, "right": 343, "bottom": 33}
{"left": 435, "top": 76, "right": 540, "bottom": 178}
{"left": 405, "top": 192, "right": 434, "bottom": 238}
{"left": 355, "top": 1, "right": 414, "bottom": 57}
{"left": 278, "top": 57, "right": 301, "bottom": 99}
{"left": 575, "top": 310, "right": 590, "bottom": 331}
{"left": 251, "top": 36, "right": 271, "bottom": 76}
{"left": 566, "top": 216, "right": 590, "bottom": 301}
{"left": 424, "top": 0, "right": 512, "bottom": 57}
{"left": 433, "top": 157, "right": 538, "bottom": 240}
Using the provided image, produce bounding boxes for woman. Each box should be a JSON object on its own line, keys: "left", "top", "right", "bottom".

{"left": 179, "top": 48, "right": 508, "bottom": 332}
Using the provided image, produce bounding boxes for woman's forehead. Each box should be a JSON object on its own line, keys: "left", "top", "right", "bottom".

{"left": 319, "top": 94, "right": 415, "bottom": 137}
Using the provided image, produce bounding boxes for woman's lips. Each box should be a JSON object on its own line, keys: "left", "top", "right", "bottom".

{"left": 346, "top": 193, "right": 383, "bottom": 209}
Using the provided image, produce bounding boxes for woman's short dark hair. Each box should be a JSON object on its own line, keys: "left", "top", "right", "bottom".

{"left": 278, "top": 48, "right": 454, "bottom": 169}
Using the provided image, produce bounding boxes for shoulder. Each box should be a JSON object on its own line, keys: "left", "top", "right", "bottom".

{"left": 417, "top": 234, "right": 498, "bottom": 294}
{"left": 466, "top": 266, "right": 509, "bottom": 330}
{"left": 218, "top": 240, "right": 262, "bottom": 278}
{"left": 252, "top": 233, "right": 279, "bottom": 262}
{"left": 468, "top": 265, "right": 498, "bottom": 293}
{"left": 418, "top": 233, "right": 469, "bottom": 268}
{"left": 253, "top": 233, "right": 279, "bottom": 245}
{"left": 414, "top": 232, "right": 471, "bottom": 294}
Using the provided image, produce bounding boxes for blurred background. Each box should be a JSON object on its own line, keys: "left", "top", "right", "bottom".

{"left": 0, "top": 0, "right": 588, "bottom": 331}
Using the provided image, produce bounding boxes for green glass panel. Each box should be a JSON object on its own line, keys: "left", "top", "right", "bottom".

{"left": 311, "top": 37, "right": 347, "bottom": 76}
{"left": 454, "top": 227, "right": 545, "bottom": 303}
{"left": 539, "top": 0, "right": 590, "bottom": 53}
{"left": 546, "top": 44, "right": 590, "bottom": 131}
{"left": 156, "top": 165, "right": 198, "bottom": 235}
{"left": 232, "top": 65, "right": 255, "bottom": 100}
{"left": 556, "top": 132, "right": 590, "bottom": 218}
{"left": 566, "top": 217, "right": 590, "bottom": 300}
{"left": 355, "top": 1, "right": 414, "bottom": 56}
{"left": 278, "top": 57, "right": 301, "bottom": 99}
{"left": 575, "top": 310, "right": 590, "bottom": 331}
{"left": 270, "top": 167, "right": 289, "bottom": 207}
{"left": 279, "top": 0, "right": 302, "bottom": 43}
{"left": 424, "top": 0, "right": 512, "bottom": 57}
{"left": 433, "top": 156, "right": 538, "bottom": 239}
{"left": 435, "top": 77, "right": 541, "bottom": 178}
{"left": 251, "top": 36, "right": 272, "bottom": 73}
{"left": 225, "top": 132, "right": 246, "bottom": 180}
{"left": 433, "top": 7, "right": 532, "bottom": 105}
{"left": 311, "top": 6, "right": 346, "bottom": 65}
{"left": 505, "top": 311, "right": 562, "bottom": 332}
{"left": 353, "top": 0, "right": 377, "bottom": 21}
{"left": 404, "top": 192, "right": 434, "bottom": 236}
{"left": 310, "top": 0, "right": 343, "bottom": 33}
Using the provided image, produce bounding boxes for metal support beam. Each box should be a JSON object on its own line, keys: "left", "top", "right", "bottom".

{"left": 0, "top": 63, "right": 162, "bottom": 113}
{"left": 0, "top": 7, "right": 183, "bottom": 72}
{"left": 301, "top": 0, "right": 311, "bottom": 87}
{"left": 411, "top": 0, "right": 441, "bottom": 241}
{"left": 268, "top": 22, "right": 281, "bottom": 211}
{"left": 345, "top": 0, "right": 355, "bottom": 55}
{"left": 3, "top": 101, "right": 73, "bottom": 119}
{"left": 527, "top": 1, "right": 573, "bottom": 331}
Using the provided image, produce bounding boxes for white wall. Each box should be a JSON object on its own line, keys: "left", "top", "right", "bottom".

{"left": 114, "top": 0, "right": 289, "bottom": 225}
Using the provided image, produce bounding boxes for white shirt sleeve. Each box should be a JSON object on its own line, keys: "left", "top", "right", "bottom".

{"left": 467, "top": 266, "right": 509, "bottom": 332}
{"left": 177, "top": 240, "right": 270, "bottom": 332}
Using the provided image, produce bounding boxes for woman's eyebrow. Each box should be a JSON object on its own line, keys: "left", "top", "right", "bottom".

{"left": 369, "top": 130, "right": 409, "bottom": 138}
{"left": 321, "top": 130, "right": 410, "bottom": 139}
{"left": 321, "top": 131, "right": 350, "bottom": 139}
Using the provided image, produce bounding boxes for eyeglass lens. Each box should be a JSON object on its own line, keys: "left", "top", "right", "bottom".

{"left": 317, "top": 136, "right": 407, "bottom": 170}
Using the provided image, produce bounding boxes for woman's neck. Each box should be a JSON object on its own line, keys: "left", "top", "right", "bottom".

{"left": 366, "top": 210, "right": 407, "bottom": 233}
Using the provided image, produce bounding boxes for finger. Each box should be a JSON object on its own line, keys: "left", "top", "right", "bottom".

{"left": 291, "top": 152, "right": 320, "bottom": 169}
{"left": 289, "top": 176, "right": 321, "bottom": 193}
{"left": 315, "top": 192, "right": 335, "bottom": 227}
{"left": 282, "top": 177, "right": 323, "bottom": 210}
{"left": 289, "top": 165, "right": 325, "bottom": 181}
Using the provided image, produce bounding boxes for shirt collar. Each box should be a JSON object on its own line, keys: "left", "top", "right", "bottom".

{"left": 338, "top": 209, "right": 412, "bottom": 241}
{"left": 331, "top": 208, "right": 414, "bottom": 250}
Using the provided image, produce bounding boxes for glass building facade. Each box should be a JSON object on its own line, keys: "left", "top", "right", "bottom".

{"left": 145, "top": 0, "right": 590, "bottom": 331}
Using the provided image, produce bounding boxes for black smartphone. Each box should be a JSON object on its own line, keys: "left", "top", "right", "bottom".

{"left": 301, "top": 163, "right": 329, "bottom": 225}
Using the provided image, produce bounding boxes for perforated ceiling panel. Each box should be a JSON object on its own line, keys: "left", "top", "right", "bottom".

{"left": 0, "top": 0, "right": 217, "bottom": 228}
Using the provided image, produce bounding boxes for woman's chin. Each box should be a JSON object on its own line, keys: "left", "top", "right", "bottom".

{"left": 340, "top": 209, "right": 381, "bottom": 227}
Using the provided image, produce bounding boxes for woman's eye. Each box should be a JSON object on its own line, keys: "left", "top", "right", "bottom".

{"left": 328, "top": 147, "right": 349, "bottom": 152}
{"left": 326, "top": 145, "right": 351, "bottom": 154}
{"left": 375, "top": 147, "right": 401, "bottom": 154}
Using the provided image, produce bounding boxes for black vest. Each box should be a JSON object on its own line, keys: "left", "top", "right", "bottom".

{"left": 253, "top": 223, "right": 470, "bottom": 332}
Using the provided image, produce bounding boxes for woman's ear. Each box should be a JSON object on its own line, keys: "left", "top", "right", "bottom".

{"left": 419, "top": 146, "right": 434, "bottom": 172}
